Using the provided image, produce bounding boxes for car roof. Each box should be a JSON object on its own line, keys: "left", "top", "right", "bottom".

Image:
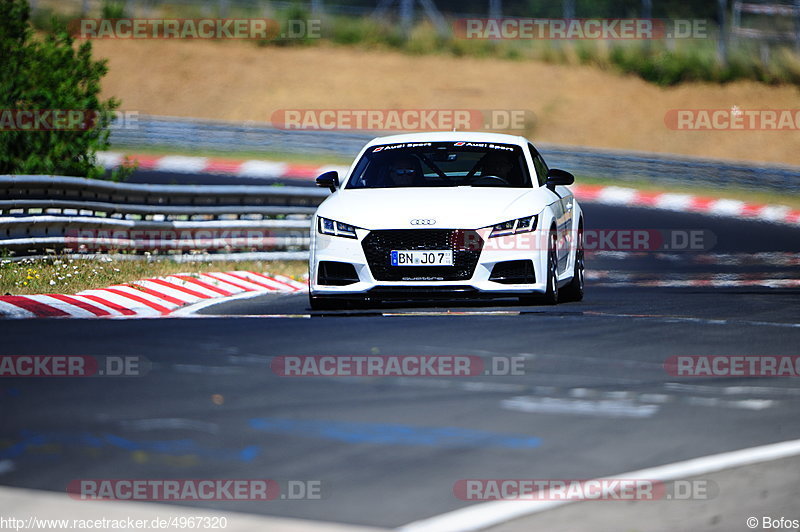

{"left": 365, "top": 131, "right": 530, "bottom": 148}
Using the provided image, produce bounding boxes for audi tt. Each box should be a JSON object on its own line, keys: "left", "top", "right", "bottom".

{"left": 309, "top": 132, "right": 584, "bottom": 309}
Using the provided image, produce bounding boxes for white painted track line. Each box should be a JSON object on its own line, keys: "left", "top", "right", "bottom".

{"left": 396, "top": 438, "right": 800, "bottom": 532}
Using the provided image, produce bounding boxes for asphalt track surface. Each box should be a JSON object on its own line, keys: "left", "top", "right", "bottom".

{"left": 1, "top": 200, "right": 799, "bottom": 530}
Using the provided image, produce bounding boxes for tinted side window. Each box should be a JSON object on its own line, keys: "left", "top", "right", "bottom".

{"left": 528, "top": 144, "right": 548, "bottom": 186}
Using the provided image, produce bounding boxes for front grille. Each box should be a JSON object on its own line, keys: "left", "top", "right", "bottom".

{"left": 362, "top": 229, "right": 483, "bottom": 281}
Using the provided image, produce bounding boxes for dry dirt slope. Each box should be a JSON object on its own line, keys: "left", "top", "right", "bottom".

{"left": 93, "top": 40, "right": 800, "bottom": 166}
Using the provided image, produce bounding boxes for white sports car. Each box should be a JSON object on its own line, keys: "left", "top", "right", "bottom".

{"left": 308, "top": 132, "right": 584, "bottom": 309}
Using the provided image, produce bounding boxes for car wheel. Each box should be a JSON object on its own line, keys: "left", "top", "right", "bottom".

{"left": 561, "top": 223, "right": 584, "bottom": 302}
{"left": 541, "top": 230, "right": 559, "bottom": 305}
{"left": 519, "top": 229, "right": 559, "bottom": 306}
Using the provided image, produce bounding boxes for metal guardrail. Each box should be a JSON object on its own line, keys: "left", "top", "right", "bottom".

{"left": 112, "top": 115, "right": 374, "bottom": 157}
{"left": 0, "top": 175, "right": 327, "bottom": 256}
{"left": 732, "top": 1, "right": 800, "bottom": 49}
{"left": 6, "top": 109, "right": 800, "bottom": 257}
{"left": 535, "top": 143, "right": 800, "bottom": 192}
{"left": 111, "top": 115, "right": 800, "bottom": 193}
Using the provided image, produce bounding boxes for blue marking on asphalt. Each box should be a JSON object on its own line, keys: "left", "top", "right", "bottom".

{"left": 1, "top": 430, "right": 259, "bottom": 462}
{"left": 249, "top": 418, "right": 541, "bottom": 448}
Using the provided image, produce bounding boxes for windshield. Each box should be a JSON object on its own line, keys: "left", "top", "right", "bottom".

{"left": 345, "top": 141, "right": 532, "bottom": 189}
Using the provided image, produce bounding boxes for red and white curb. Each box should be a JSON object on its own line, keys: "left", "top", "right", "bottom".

{"left": 102, "top": 152, "right": 800, "bottom": 226}
{"left": 0, "top": 271, "right": 307, "bottom": 319}
{"left": 99, "top": 151, "right": 349, "bottom": 182}
{"left": 570, "top": 184, "right": 800, "bottom": 226}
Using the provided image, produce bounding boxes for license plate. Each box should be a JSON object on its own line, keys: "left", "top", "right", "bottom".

{"left": 391, "top": 250, "right": 453, "bottom": 266}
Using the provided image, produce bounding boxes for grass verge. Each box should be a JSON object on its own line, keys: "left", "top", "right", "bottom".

{"left": 325, "top": 18, "right": 800, "bottom": 87}
{"left": 0, "top": 257, "right": 307, "bottom": 296}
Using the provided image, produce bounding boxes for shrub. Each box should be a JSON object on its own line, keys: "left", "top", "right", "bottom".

{"left": 0, "top": 0, "right": 129, "bottom": 179}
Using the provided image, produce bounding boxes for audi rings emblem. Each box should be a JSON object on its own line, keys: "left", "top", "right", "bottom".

{"left": 410, "top": 219, "right": 437, "bottom": 226}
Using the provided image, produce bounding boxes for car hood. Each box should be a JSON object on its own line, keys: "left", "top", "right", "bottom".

{"left": 316, "top": 187, "right": 549, "bottom": 230}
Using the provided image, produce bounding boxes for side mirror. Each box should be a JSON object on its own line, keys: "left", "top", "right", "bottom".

{"left": 546, "top": 168, "right": 574, "bottom": 189}
{"left": 316, "top": 171, "right": 339, "bottom": 192}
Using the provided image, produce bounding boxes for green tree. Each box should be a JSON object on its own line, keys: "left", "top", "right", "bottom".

{"left": 0, "top": 0, "right": 128, "bottom": 179}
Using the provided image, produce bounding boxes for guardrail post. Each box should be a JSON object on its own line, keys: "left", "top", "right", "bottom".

{"left": 488, "top": 0, "right": 501, "bottom": 19}
{"left": 563, "top": 0, "right": 575, "bottom": 19}
{"left": 794, "top": 0, "right": 800, "bottom": 53}
{"left": 641, "top": 0, "right": 652, "bottom": 52}
{"left": 718, "top": 0, "right": 729, "bottom": 65}
{"left": 400, "top": 0, "right": 414, "bottom": 36}
{"left": 641, "top": 0, "right": 652, "bottom": 19}
{"left": 760, "top": 42, "right": 770, "bottom": 64}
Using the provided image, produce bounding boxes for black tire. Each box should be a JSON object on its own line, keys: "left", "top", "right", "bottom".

{"left": 560, "top": 223, "right": 585, "bottom": 302}
{"left": 541, "top": 230, "right": 559, "bottom": 305}
{"left": 519, "top": 229, "right": 559, "bottom": 306}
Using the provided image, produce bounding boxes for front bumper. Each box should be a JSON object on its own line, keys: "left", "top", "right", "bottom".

{"left": 310, "top": 227, "right": 549, "bottom": 299}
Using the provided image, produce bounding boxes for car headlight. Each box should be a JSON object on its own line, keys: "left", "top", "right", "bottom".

{"left": 318, "top": 217, "right": 358, "bottom": 239}
{"left": 488, "top": 215, "right": 537, "bottom": 238}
